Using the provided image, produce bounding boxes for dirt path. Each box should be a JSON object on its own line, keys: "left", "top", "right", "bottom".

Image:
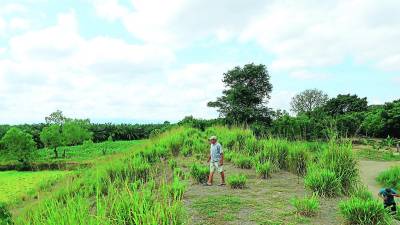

{"left": 358, "top": 160, "right": 399, "bottom": 197}
{"left": 359, "top": 160, "right": 400, "bottom": 225}
{"left": 179, "top": 158, "right": 342, "bottom": 225}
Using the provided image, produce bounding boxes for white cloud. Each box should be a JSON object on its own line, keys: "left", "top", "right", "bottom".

{"left": 0, "top": 17, "right": 6, "bottom": 33}
{"left": 289, "top": 70, "right": 330, "bottom": 80}
{"left": 91, "top": 0, "right": 128, "bottom": 21}
{"left": 241, "top": 0, "right": 400, "bottom": 72}
{"left": 9, "top": 17, "right": 30, "bottom": 30}
{"left": 93, "top": 0, "right": 267, "bottom": 47}
{"left": 93, "top": 0, "right": 400, "bottom": 73}
{"left": 0, "top": 3, "right": 27, "bottom": 15}
{"left": 269, "top": 90, "right": 296, "bottom": 112}
{"left": 0, "top": 11, "right": 229, "bottom": 123}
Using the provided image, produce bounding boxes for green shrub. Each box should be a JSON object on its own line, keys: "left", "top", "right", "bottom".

{"left": 304, "top": 167, "right": 341, "bottom": 197}
{"left": 227, "top": 174, "right": 247, "bottom": 189}
{"left": 376, "top": 166, "right": 400, "bottom": 189}
{"left": 351, "top": 185, "right": 373, "bottom": 200}
{"left": 168, "top": 159, "right": 178, "bottom": 170}
{"left": 339, "top": 197, "right": 391, "bottom": 225}
{"left": 287, "top": 146, "right": 309, "bottom": 176}
{"left": 190, "top": 163, "right": 209, "bottom": 184}
{"left": 0, "top": 202, "right": 13, "bottom": 225}
{"left": 255, "top": 161, "right": 272, "bottom": 179}
{"left": 320, "top": 138, "right": 358, "bottom": 195}
{"left": 224, "top": 151, "right": 236, "bottom": 162}
{"left": 290, "top": 195, "right": 320, "bottom": 217}
{"left": 232, "top": 155, "right": 253, "bottom": 169}
{"left": 258, "top": 139, "right": 289, "bottom": 170}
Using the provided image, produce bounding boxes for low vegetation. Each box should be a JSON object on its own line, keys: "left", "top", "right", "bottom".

{"left": 190, "top": 163, "right": 209, "bottom": 184}
{"left": 339, "top": 197, "right": 391, "bottom": 225}
{"left": 376, "top": 166, "right": 400, "bottom": 189}
{"left": 227, "top": 174, "right": 247, "bottom": 189}
{"left": 0, "top": 170, "right": 70, "bottom": 204}
{"left": 290, "top": 195, "right": 320, "bottom": 217}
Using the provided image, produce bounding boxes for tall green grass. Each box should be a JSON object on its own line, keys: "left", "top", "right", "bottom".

{"left": 290, "top": 194, "right": 320, "bottom": 217}
{"left": 227, "top": 174, "right": 247, "bottom": 189}
{"left": 15, "top": 127, "right": 190, "bottom": 225}
{"left": 190, "top": 163, "right": 209, "bottom": 184}
{"left": 304, "top": 166, "right": 341, "bottom": 197}
{"left": 376, "top": 166, "right": 400, "bottom": 189}
{"left": 339, "top": 197, "right": 391, "bottom": 225}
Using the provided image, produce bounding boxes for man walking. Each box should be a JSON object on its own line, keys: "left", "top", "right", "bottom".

{"left": 378, "top": 187, "right": 400, "bottom": 215}
{"left": 206, "top": 136, "right": 225, "bottom": 186}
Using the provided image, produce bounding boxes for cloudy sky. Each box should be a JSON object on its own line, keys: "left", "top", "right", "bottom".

{"left": 0, "top": 0, "right": 399, "bottom": 124}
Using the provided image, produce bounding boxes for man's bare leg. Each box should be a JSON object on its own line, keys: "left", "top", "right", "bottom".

{"left": 220, "top": 171, "right": 225, "bottom": 184}
{"left": 207, "top": 172, "right": 214, "bottom": 185}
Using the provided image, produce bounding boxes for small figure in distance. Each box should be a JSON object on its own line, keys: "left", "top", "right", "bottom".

{"left": 378, "top": 187, "right": 400, "bottom": 215}
{"left": 205, "top": 136, "right": 225, "bottom": 186}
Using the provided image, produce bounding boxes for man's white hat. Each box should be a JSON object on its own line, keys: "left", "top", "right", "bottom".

{"left": 209, "top": 136, "right": 217, "bottom": 140}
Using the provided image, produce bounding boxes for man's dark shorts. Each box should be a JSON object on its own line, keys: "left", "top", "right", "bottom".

{"left": 384, "top": 202, "right": 397, "bottom": 213}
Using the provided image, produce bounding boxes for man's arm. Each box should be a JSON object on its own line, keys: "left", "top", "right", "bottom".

{"left": 219, "top": 153, "right": 224, "bottom": 166}
{"left": 207, "top": 155, "right": 211, "bottom": 163}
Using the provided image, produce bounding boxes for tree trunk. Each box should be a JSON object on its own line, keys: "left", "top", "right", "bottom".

{"left": 54, "top": 147, "right": 58, "bottom": 158}
{"left": 63, "top": 148, "right": 66, "bottom": 158}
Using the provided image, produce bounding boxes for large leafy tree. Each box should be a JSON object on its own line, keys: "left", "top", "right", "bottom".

{"left": 290, "top": 89, "right": 328, "bottom": 115}
{"left": 45, "top": 110, "right": 66, "bottom": 125}
{"left": 62, "top": 119, "right": 92, "bottom": 157}
{"left": 0, "top": 127, "right": 36, "bottom": 163}
{"left": 207, "top": 63, "right": 273, "bottom": 124}
{"left": 381, "top": 99, "right": 400, "bottom": 138}
{"left": 323, "top": 94, "right": 368, "bottom": 116}
{"left": 40, "top": 124, "right": 63, "bottom": 158}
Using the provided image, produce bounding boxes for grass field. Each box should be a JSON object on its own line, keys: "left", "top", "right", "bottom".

{"left": 1, "top": 126, "right": 399, "bottom": 225}
{"left": 353, "top": 145, "right": 400, "bottom": 161}
{"left": 0, "top": 140, "right": 144, "bottom": 165}
{"left": 0, "top": 170, "right": 70, "bottom": 204}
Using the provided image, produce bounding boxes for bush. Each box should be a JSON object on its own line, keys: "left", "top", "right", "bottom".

{"left": 232, "top": 155, "right": 253, "bottom": 169}
{"left": 320, "top": 138, "right": 358, "bottom": 195}
{"left": 0, "top": 202, "right": 13, "bottom": 225}
{"left": 290, "top": 195, "right": 320, "bottom": 217}
{"left": 255, "top": 161, "right": 272, "bottom": 179}
{"left": 376, "top": 166, "right": 400, "bottom": 189}
{"left": 351, "top": 185, "right": 373, "bottom": 200}
{"left": 224, "top": 151, "right": 236, "bottom": 162}
{"left": 287, "top": 146, "right": 309, "bottom": 176}
{"left": 227, "top": 174, "right": 247, "bottom": 189}
{"left": 339, "top": 197, "right": 391, "bottom": 225}
{"left": 258, "top": 139, "right": 289, "bottom": 170}
{"left": 304, "top": 167, "right": 341, "bottom": 197}
{"left": 190, "top": 163, "right": 209, "bottom": 184}
{"left": 168, "top": 159, "right": 178, "bottom": 170}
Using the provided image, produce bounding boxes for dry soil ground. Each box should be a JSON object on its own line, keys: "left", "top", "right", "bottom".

{"left": 179, "top": 158, "right": 343, "bottom": 225}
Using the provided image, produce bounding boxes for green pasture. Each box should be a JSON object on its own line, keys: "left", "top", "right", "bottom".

{"left": 0, "top": 170, "right": 70, "bottom": 204}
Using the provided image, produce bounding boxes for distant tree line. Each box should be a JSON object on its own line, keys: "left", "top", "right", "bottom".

{"left": 0, "top": 111, "right": 170, "bottom": 153}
